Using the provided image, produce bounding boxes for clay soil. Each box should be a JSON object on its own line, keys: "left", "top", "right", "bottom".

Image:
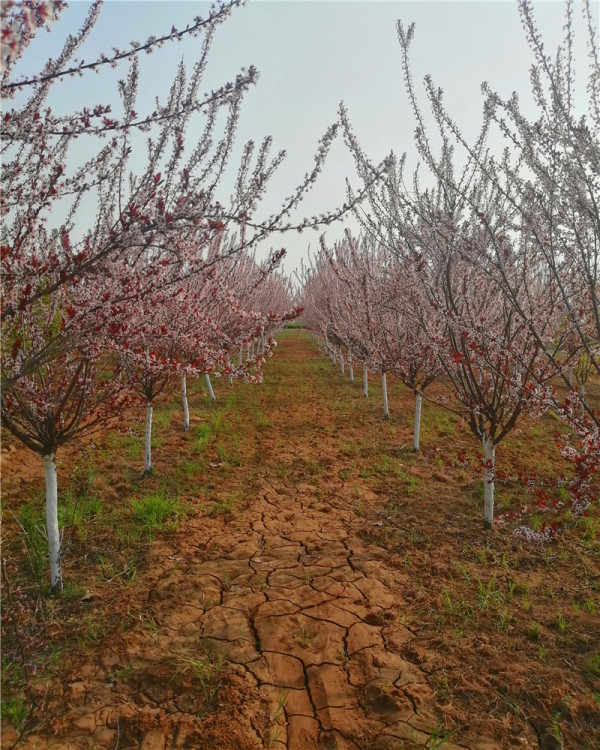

{"left": 1, "top": 329, "right": 599, "bottom": 750}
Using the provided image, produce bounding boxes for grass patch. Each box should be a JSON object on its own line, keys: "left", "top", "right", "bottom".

{"left": 253, "top": 409, "right": 271, "bottom": 430}
{"left": 208, "top": 495, "right": 236, "bottom": 517}
{"left": 1, "top": 691, "right": 30, "bottom": 731}
{"left": 59, "top": 491, "right": 103, "bottom": 541}
{"left": 105, "top": 432, "right": 142, "bottom": 461}
{"left": 216, "top": 441, "right": 243, "bottom": 466}
{"left": 15, "top": 501, "right": 47, "bottom": 585}
{"left": 131, "top": 492, "right": 184, "bottom": 536}
{"left": 193, "top": 422, "right": 213, "bottom": 452}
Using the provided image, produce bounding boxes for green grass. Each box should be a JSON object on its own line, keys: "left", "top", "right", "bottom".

{"left": 15, "top": 487, "right": 105, "bottom": 587}
{"left": 59, "top": 491, "right": 103, "bottom": 534}
{"left": 1, "top": 658, "right": 30, "bottom": 731}
{"left": 61, "top": 581, "right": 86, "bottom": 599}
{"left": 586, "top": 652, "right": 600, "bottom": 678}
{"left": 297, "top": 623, "right": 312, "bottom": 647}
{"left": 193, "top": 422, "right": 213, "bottom": 452}
{"left": 153, "top": 404, "right": 177, "bottom": 429}
{"left": 171, "top": 652, "right": 224, "bottom": 691}
{"left": 182, "top": 458, "right": 206, "bottom": 477}
{"left": 253, "top": 409, "right": 271, "bottom": 430}
{"left": 208, "top": 495, "right": 236, "bottom": 517}
{"left": 216, "top": 441, "right": 243, "bottom": 466}
{"left": 131, "top": 492, "right": 183, "bottom": 536}
{"left": 475, "top": 576, "right": 504, "bottom": 612}
{"left": 16, "top": 501, "right": 47, "bottom": 584}
{"left": 1, "top": 691, "right": 30, "bottom": 731}
{"left": 105, "top": 432, "right": 143, "bottom": 461}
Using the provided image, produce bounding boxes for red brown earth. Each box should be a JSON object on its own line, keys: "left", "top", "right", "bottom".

{"left": 1, "top": 329, "right": 599, "bottom": 750}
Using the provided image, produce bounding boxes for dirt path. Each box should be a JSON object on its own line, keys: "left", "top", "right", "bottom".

{"left": 9, "top": 333, "right": 538, "bottom": 750}
{"left": 136, "top": 482, "right": 437, "bottom": 750}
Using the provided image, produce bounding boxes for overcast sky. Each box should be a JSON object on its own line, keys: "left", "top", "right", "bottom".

{"left": 16, "top": 0, "right": 598, "bottom": 275}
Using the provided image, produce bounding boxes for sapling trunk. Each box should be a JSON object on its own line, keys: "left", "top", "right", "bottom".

{"left": 482, "top": 434, "right": 495, "bottom": 528}
{"left": 43, "top": 453, "right": 62, "bottom": 593}
{"left": 363, "top": 366, "right": 368, "bottom": 397}
{"left": 205, "top": 372, "right": 216, "bottom": 401}
{"left": 181, "top": 373, "right": 190, "bottom": 431}
{"left": 382, "top": 372, "right": 389, "bottom": 418}
{"left": 348, "top": 351, "right": 354, "bottom": 383}
{"left": 239, "top": 346, "right": 243, "bottom": 366}
{"left": 340, "top": 350, "right": 345, "bottom": 375}
{"left": 251, "top": 341, "right": 255, "bottom": 357}
{"left": 145, "top": 402, "right": 153, "bottom": 475}
{"left": 413, "top": 392, "right": 422, "bottom": 452}
{"left": 229, "top": 374, "right": 233, "bottom": 386}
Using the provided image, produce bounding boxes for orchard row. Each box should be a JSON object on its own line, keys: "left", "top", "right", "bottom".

{"left": 300, "top": 2, "right": 599, "bottom": 538}
{"left": 1, "top": 2, "right": 311, "bottom": 592}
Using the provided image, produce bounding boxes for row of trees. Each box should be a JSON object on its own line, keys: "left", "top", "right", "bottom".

{"left": 301, "top": 0, "right": 599, "bottom": 535}
{"left": 1, "top": 1, "right": 380, "bottom": 591}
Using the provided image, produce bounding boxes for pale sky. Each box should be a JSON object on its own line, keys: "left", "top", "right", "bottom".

{"left": 13, "top": 0, "right": 598, "bottom": 275}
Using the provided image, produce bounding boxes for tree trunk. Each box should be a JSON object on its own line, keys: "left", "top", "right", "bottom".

{"left": 413, "top": 392, "right": 422, "bottom": 452}
{"left": 145, "top": 402, "right": 153, "bottom": 475}
{"left": 229, "top": 373, "right": 234, "bottom": 386}
{"left": 251, "top": 341, "right": 255, "bottom": 357}
{"left": 340, "top": 349, "right": 345, "bottom": 374}
{"left": 482, "top": 434, "right": 495, "bottom": 528}
{"left": 580, "top": 383, "right": 585, "bottom": 422}
{"left": 205, "top": 372, "right": 216, "bottom": 402}
{"left": 349, "top": 351, "right": 354, "bottom": 384}
{"left": 363, "top": 366, "right": 368, "bottom": 397}
{"left": 382, "top": 372, "right": 389, "bottom": 418}
{"left": 239, "top": 346, "right": 243, "bottom": 366}
{"left": 43, "top": 453, "right": 63, "bottom": 593}
{"left": 181, "top": 373, "right": 190, "bottom": 431}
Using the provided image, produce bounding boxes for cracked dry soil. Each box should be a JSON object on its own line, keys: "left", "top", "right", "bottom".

{"left": 7, "top": 331, "right": 593, "bottom": 750}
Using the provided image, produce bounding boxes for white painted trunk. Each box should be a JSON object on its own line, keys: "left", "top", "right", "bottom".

{"left": 251, "top": 341, "right": 255, "bottom": 357}
{"left": 340, "top": 350, "right": 345, "bottom": 374}
{"left": 348, "top": 351, "right": 354, "bottom": 383}
{"left": 205, "top": 372, "right": 216, "bottom": 401}
{"left": 181, "top": 373, "right": 190, "bottom": 431}
{"left": 239, "top": 346, "right": 243, "bottom": 366}
{"left": 413, "top": 393, "right": 422, "bottom": 452}
{"left": 382, "top": 372, "right": 389, "bottom": 418}
{"left": 44, "top": 454, "right": 62, "bottom": 593}
{"left": 145, "top": 402, "right": 153, "bottom": 475}
{"left": 246, "top": 345, "right": 251, "bottom": 360}
{"left": 229, "top": 374, "right": 234, "bottom": 386}
{"left": 482, "top": 434, "right": 495, "bottom": 528}
{"left": 363, "top": 366, "right": 368, "bottom": 397}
